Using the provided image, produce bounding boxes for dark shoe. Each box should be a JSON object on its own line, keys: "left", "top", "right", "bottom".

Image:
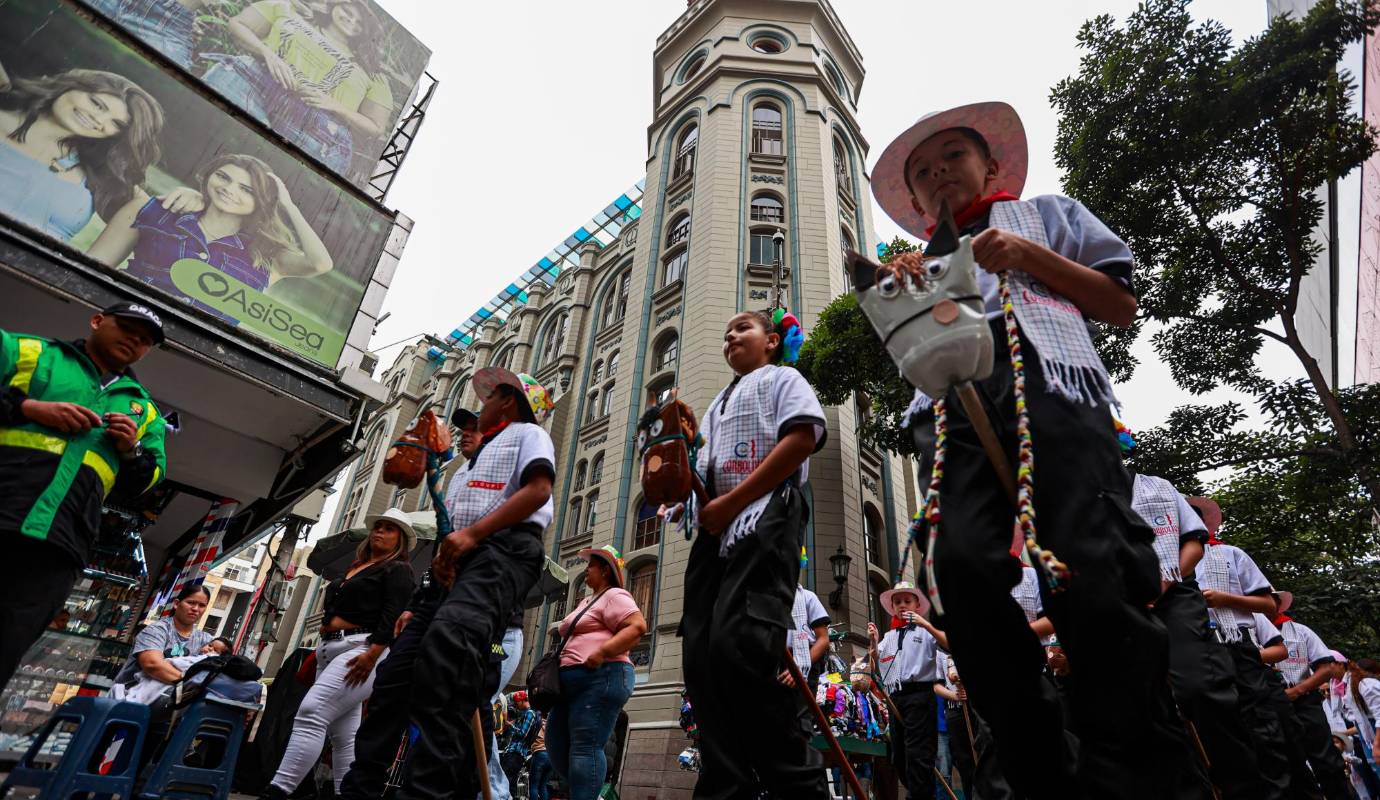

{"left": 258, "top": 785, "right": 289, "bottom": 800}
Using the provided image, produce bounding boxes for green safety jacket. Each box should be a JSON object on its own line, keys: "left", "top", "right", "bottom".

{"left": 0, "top": 329, "right": 168, "bottom": 565}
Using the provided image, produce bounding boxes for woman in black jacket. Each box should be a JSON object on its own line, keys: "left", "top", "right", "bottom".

{"left": 260, "top": 508, "right": 415, "bottom": 799}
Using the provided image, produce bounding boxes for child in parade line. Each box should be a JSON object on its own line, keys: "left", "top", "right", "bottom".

{"left": 935, "top": 650, "right": 1015, "bottom": 800}
{"left": 1127, "top": 449, "right": 1273, "bottom": 800}
{"left": 338, "top": 368, "right": 555, "bottom": 800}
{"left": 786, "top": 561, "right": 831, "bottom": 690}
{"left": 867, "top": 581, "right": 948, "bottom": 800}
{"left": 1344, "top": 659, "right": 1380, "bottom": 796}
{"left": 89, "top": 153, "right": 333, "bottom": 323}
{"left": 679, "top": 307, "right": 830, "bottom": 799}
{"left": 0, "top": 62, "right": 164, "bottom": 245}
{"left": 1271, "top": 590, "right": 1354, "bottom": 799}
{"left": 1187, "top": 497, "right": 1299, "bottom": 799}
{"left": 873, "top": 101, "right": 1207, "bottom": 798}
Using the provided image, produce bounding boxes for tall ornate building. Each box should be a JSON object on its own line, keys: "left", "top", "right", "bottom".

{"left": 324, "top": 0, "right": 915, "bottom": 793}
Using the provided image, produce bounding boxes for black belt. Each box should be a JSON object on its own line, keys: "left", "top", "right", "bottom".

{"left": 321, "top": 627, "right": 369, "bottom": 641}
{"left": 894, "top": 679, "right": 939, "bottom": 694}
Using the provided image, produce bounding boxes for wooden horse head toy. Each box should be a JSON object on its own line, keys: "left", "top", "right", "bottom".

{"left": 636, "top": 389, "right": 702, "bottom": 507}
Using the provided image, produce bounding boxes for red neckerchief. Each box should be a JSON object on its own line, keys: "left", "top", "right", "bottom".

{"left": 481, "top": 419, "right": 511, "bottom": 440}
{"left": 1206, "top": 530, "right": 1224, "bottom": 546}
{"left": 923, "top": 190, "right": 1020, "bottom": 237}
{"left": 1273, "top": 612, "right": 1293, "bottom": 626}
{"left": 890, "top": 615, "right": 912, "bottom": 630}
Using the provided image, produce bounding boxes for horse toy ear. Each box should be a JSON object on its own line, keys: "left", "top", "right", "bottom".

{"left": 846, "top": 250, "right": 878, "bottom": 291}
{"left": 924, "top": 199, "right": 961, "bottom": 258}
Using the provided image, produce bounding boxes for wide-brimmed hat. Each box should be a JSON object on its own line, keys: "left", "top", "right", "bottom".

{"left": 1186, "top": 496, "right": 1222, "bottom": 537}
{"left": 363, "top": 508, "right": 418, "bottom": 553}
{"left": 1272, "top": 589, "right": 1294, "bottom": 614}
{"left": 880, "top": 580, "right": 931, "bottom": 618}
{"left": 472, "top": 367, "right": 554, "bottom": 425}
{"left": 872, "top": 101, "right": 1028, "bottom": 237}
{"left": 578, "top": 544, "right": 625, "bottom": 588}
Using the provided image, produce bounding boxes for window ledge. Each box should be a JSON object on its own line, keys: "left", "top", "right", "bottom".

{"left": 595, "top": 323, "right": 623, "bottom": 349}
{"left": 580, "top": 414, "right": 611, "bottom": 438}
{"left": 749, "top": 152, "right": 787, "bottom": 166}
{"left": 652, "top": 279, "right": 683, "bottom": 305}
{"left": 666, "top": 169, "right": 694, "bottom": 194}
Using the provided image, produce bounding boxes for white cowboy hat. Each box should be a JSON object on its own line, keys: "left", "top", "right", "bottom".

{"left": 880, "top": 580, "right": 931, "bottom": 619}
{"left": 1272, "top": 589, "right": 1294, "bottom": 614}
{"left": 871, "top": 101, "right": 1029, "bottom": 238}
{"left": 363, "top": 507, "right": 418, "bottom": 553}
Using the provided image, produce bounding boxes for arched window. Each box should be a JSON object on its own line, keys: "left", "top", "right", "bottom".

{"left": 663, "top": 250, "right": 688, "bottom": 287}
{"left": 646, "top": 376, "right": 675, "bottom": 409}
{"left": 600, "top": 382, "right": 615, "bottom": 417}
{"left": 567, "top": 497, "right": 583, "bottom": 537}
{"left": 628, "top": 561, "right": 657, "bottom": 620}
{"left": 573, "top": 460, "right": 588, "bottom": 491}
{"left": 360, "top": 422, "right": 387, "bottom": 469}
{"left": 823, "top": 60, "right": 848, "bottom": 99}
{"left": 590, "top": 453, "right": 605, "bottom": 485}
{"left": 608, "top": 351, "right": 620, "bottom": 377}
{"left": 633, "top": 500, "right": 660, "bottom": 550}
{"left": 667, "top": 213, "right": 691, "bottom": 248}
{"left": 751, "top": 102, "right": 783, "bottom": 156}
{"left": 678, "top": 51, "right": 706, "bottom": 84}
{"left": 601, "top": 271, "right": 631, "bottom": 330}
{"left": 591, "top": 360, "right": 604, "bottom": 383}
{"left": 490, "top": 344, "right": 515, "bottom": 372}
{"left": 673, "top": 125, "right": 698, "bottom": 179}
{"left": 749, "top": 33, "right": 786, "bottom": 54}
{"left": 653, "top": 333, "right": 679, "bottom": 372}
{"left": 444, "top": 375, "right": 470, "bottom": 420}
{"left": 536, "top": 312, "right": 569, "bottom": 371}
{"left": 585, "top": 490, "right": 600, "bottom": 532}
{"left": 863, "top": 503, "right": 885, "bottom": 569}
{"left": 750, "top": 193, "right": 784, "bottom": 224}
{"left": 750, "top": 228, "right": 783, "bottom": 266}
{"left": 870, "top": 573, "right": 890, "bottom": 625}
{"left": 841, "top": 227, "right": 856, "bottom": 287}
{"left": 586, "top": 389, "right": 600, "bottom": 423}
{"left": 833, "top": 136, "right": 852, "bottom": 193}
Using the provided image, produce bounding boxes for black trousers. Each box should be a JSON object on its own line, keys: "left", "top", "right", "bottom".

{"left": 1227, "top": 641, "right": 1295, "bottom": 799}
{"left": 681, "top": 483, "right": 827, "bottom": 800}
{"left": 890, "top": 683, "right": 937, "bottom": 800}
{"left": 911, "top": 321, "right": 1210, "bottom": 800}
{"left": 337, "top": 586, "right": 443, "bottom": 800}
{"left": 1156, "top": 581, "right": 1272, "bottom": 800}
{"left": 395, "top": 526, "right": 543, "bottom": 800}
{"left": 1292, "top": 692, "right": 1353, "bottom": 800}
{"left": 945, "top": 702, "right": 1016, "bottom": 800}
{"left": 1, "top": 534, "right": 81, "bottom": 690}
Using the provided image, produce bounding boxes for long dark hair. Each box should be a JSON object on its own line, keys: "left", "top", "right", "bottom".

{"left": 3, "top": 69, "right": 164, "bottom": 220}
{"left": 304, "top": 0, "right": 384, "bottom": 76}
{"left": 196, "top": 153, "right": 299, "bottom": 272}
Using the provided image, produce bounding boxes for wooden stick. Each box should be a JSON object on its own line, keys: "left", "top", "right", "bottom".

{"left": 471, "top": 708, "right": 493, "bottom": 800}
{"left": 955, "top": 381, "right": 1017, "bottom": 506}
{"left": 934, "top": 766, "right": 960, "bottom": 800}
{"left": 783, "top": 652, "right": 867, "bottom": 800}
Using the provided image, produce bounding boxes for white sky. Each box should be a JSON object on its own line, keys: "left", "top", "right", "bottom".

{"left": 355, "top": 0, "right": 1345, "bottom": 484}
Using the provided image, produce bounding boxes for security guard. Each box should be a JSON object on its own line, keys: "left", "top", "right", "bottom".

{"left": 1, "top": 303, "right": 168, "bottom": 687}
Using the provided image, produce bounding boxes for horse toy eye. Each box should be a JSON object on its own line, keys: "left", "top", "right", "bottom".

{"left": 924, "top": 258, "right": 948, "bottom": 280}
{"left": 877, "top": 272, "right": 900, "bottom": 299}
{"left": 651, "top": 419, "right": 664, "bottom": 436}
{"left": 637, "top": 431, "right": 647, "bottom": 450}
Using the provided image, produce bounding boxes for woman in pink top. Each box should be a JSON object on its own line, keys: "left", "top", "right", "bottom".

{"left": 546, "top": 545, "right": 648, "bottom": 800}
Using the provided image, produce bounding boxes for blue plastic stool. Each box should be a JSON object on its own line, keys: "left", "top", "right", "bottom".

{"left": 0, "top": 695, "right": 149, "bottom": 799}
{"left": 138, "top": 695, "right": 259, "bottom": 800}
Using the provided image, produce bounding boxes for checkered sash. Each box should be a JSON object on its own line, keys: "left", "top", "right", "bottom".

{"left": 447, "top": 425, "right": 525, "bottom": 531}
{"left": 151, "top": 498, "right": 236, "bottom": 621}
{"left": 1132, "top": 474, "right": 1185, "bottom": 582}
{"left": 790, "top": 588, "right": 815, "bottom": 673}
{"left": 703, "top": 366, "right": 781, "bottom": 555}
{"left": 1197, "top": 545, "right": 1250, "bottom": 641}
{"left": 1010, "top": 565, "right": 1042, "bottom": 623}
{"left": 1279, "top": 621, "right": 1312, "bottom": 687}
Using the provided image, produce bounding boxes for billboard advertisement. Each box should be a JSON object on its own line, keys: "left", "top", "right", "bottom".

{"left": 80, "top": 0, "right": 431, "bottom": 192}
{"left": 0, "top": 0, "right": 393, "bottom": 368}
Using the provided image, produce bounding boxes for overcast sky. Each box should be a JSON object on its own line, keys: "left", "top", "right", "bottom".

{"left": 363, "top": 0, "right": 1328, "bottom": 441}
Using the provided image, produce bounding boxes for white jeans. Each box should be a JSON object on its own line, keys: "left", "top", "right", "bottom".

{"left": 272, "top": 634, "right": 383, "bottom": 793}
{"left": 484, "top": 626, "right": 525, "bottom": 800}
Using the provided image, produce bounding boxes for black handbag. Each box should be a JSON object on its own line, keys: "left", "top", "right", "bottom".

{"left": 526, "top": 589, "right": 608, "bottom": 713}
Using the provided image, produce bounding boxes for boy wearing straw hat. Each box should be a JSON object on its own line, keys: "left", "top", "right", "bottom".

{"left": 867, "top": 581, "right": 948, "bottom": 799}
{"left": 872, "top": 102, "right": 1208, "bottom": 798}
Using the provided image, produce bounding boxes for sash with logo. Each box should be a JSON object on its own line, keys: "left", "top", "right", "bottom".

{"left": 1131, "top": 474, "right": 1185, "bottom": 582}
{"left": 448, "top": 425, "right": 527, "bottom": 530}
{"left": 701, "top": 365, "right": 785, "bottom": 556}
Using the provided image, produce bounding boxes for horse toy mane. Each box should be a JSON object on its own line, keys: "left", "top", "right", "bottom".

{"left": 636, "top": 390, "right": 702, "bottom": 507}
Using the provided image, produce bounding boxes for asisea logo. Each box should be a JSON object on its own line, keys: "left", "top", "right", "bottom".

{"left": 170, "top": 259, "right": 344, "bottom": 365}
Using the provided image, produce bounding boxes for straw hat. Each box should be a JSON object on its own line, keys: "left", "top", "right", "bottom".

{"left": 1272, "top": 589, "right": 1294, "bottom": 614}
{"left": 1186, "top": 496, "right": 1222, "bottom": 537}
{"left": 363, "top": 507, "right": 418, "bottom": 553}
{"left": 880, "top": 580, "right": 931, "bottom": 618}
{"left": 472, "top": 367, "right": 554, "bottom": 424}
{"left": 871, "top": 101, "right": 1028, "bottom": 237}
{"left": 578, "top": 544, "right": 626, "bottom": 588}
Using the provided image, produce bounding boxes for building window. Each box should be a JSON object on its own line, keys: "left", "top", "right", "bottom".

{"left": 750, "top": 193, "right": 784, "bottom": 224}
{"left": 586, "top": 390, "right": 600, "bottom": 423}
{"left": 751, "top": 102, "right": 783, "bottom": 156}
{"left": 646, "top": 378, "right": 674, "bottom": 409}
{"left": 662, "top": 249, "right": 688, "bottom": 287}
{"left": 750, "top": 229, "right": 783, "bottom": 266}
{"left": 678, "top": 51, "right": 707, "bottom": 84}
{"left": 863, "top": 504, "right": 885, "bottom": 570}
{"left": 585, "top": 491, "right": 600, "bottom": 532}
{"left": 841, "top": 227, "right": 856, "bottom": 287}
{"left": 628, "top": 561, "right": 657, "bottom": 620}
{"left": 667, "top": 213, "right": 691, "bottom": 248}
{"left": 653, "top": 334, "right": 679, "bottom": 372}
{"left": 608, "top": 351, "right": 620, "bottom": 376}
{"left": 592, "top": 360, "right": 604, "bottom": 383}
{"left": 870, "top": 575, "right": 889, "bottom": 625}
{"left": 574, "top": 460, "right": 588, "bottom": 491}
{"left": 601, "top": 271, "right": 631, "bottom": 330}
{"left": 600, "top": 382, "right": 615, "bottom": 417}
{"left": 568, "top": 498, "right": 583, "bottom": 536}
{"left": 823, "top": 60, "right": 848, "bottom": 100}
{"left": 550, "top": 593, "right": 568, "bottom": 628}
{"left": 834, "top": 136, "right": 852, "bottom": 194}
{"left": 491, "top": 345, "right": 515, "bottom": 371}
{"left": 633, "top": 501, "right": 660, "bottom": 551}
{"left": 749, "top": 33, "right": 786, "bottom": 54}
{"left": 674, "top": 125, "right": 698, "bottom": 180}
{"left": 590, "top": 453, "right": 605, "bottom": 484}
{"left": 536, "top": 312, "right": 569, "bottom": 371}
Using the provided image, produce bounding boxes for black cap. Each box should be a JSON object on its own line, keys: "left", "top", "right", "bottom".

{"left": 450, "top": 408, "right": 479, "bottom": 429}
{"left": 101, "top": 302, "right": 165, "bottom": 344}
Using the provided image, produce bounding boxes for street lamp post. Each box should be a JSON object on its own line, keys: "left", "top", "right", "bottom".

{"left": 828, "top": 545, "right": 852, "bottom": 610}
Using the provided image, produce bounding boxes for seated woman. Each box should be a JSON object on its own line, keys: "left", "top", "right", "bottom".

{"left": 546, "top": 546, "right": 647, "bottom": 800}
{"left": 259, "top": 508, "right": 415, "bottom": 800}
{"left": 201, "top": 0, "right": 395, "bottom": 176}
{"left": 114, "top": 584, "right": 216, "bottom": 689}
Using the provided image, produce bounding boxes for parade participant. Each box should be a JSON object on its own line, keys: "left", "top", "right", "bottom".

{"left": 528, "top": 718, "right": 552, "bottom": 800}
{"left": 258, "top": 508, "right": 414, "bottom": 799}
{"left": 873, "top": 101, "right": 1205, "bottom": 798}
{"left": 867, "top": 581, "right": 948, "bottom": 800}
{"left": 1129, "top": 457, "right": 1270, "bottom": 800}
{"left": 546, "top": 545, "right": 646, "bottom": 800}
{"left": 501, "top": 691, "right": 540, "bottom": 791}
{"left": 340, "top": 369, "right": 554, "bottom": 800}
{"left": 0, "top": 304, "right": 167, "bottom": 689}
{"left": 786, "top": 561, "right": 830, "bottom": 688}
{"left": 1272, "top": 591, "right": 1353, "bottom": 799}
{"left": 1344, "top": 659, "right": 1380, "bottom": 795}
{"left": 679, "top": 307, "right": 829, "bottom": 799}
{"left": 936, "top": 650, "right": 1014, "bottom": 800}
{"left": 1188, "top": 498, "right": 1296, "bottom": 799}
